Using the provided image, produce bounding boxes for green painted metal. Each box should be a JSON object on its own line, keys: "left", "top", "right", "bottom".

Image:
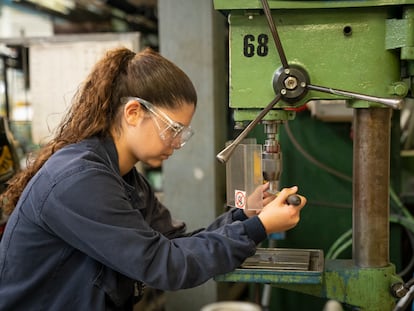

{"left": 278, "top": 260, "right": 401, "bottom": 310}
{"left": 215, "top": 268, "right": 323, "bottom": 284}
{"left": 213, "top": 1, "right": 410, "bottom": 309}
{"left": 214, "top": 0, "right": 414, "bottom": 10}
{"left": 323, "top": 261, "right": 400, "bottom": 310}
{"left": 386, "top": 7, "right": 414, "bottom": 61}
{"left": 386, "top": 19, "right": 413, "bottom": 50}
{"left": 402, "top": 7, "right": 414, "bottom": 59}
{"left": 226, "top": 7, "right": 403, "bottom": 116}
{"left": 233, "top": 109, "right": 296, "bottom": 121}
{"left": 215, "top": 260, "right": 402, "bottom": 310}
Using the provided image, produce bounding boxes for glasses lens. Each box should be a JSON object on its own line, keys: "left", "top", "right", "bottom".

{"left": 152, "top": 113, "right": 193, "bottom": 147}
{"left": 179, "top": 127, "right": 194, "bottom": 146}
{"left": 123, "top": 97, "right": 194, "bottom": 148}
{"left": 174, "top": 127, "right": 193, "bottom": 148}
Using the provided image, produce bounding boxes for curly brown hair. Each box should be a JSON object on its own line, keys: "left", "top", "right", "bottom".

{"left": 1, "top": 47, "right": 197, "bottom": 215}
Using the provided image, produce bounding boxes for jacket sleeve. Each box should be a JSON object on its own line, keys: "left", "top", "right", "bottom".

{"left": 132, "top": 169, "right": 251, "bottom": 238}
{"left": 40, "top": 166, "right": 267, "bottom": 291}
{"left": 131, "top": 170, "right": 188, "bottom": 239}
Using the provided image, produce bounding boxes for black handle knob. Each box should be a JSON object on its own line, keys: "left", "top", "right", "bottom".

{"left": 287, "top": 194, "right": 301, "bottom": 206}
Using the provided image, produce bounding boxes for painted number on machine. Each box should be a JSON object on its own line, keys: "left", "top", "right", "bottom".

{"left": 243, "top": 34, "right": 269, "bottom": 57}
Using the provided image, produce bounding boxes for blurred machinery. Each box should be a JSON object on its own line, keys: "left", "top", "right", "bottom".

{"left": 0, "top": 116, "right": 21, "bottom": 240}
{"left": 213, "top": 0, "right": 414, "bottom": 310}
{"left": 0, "top": 48, "right": 24, "bottom": 239}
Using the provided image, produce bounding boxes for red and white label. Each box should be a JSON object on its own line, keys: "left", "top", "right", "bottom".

{"left": 234, "top": 190, "right": 247, "bottom": 209}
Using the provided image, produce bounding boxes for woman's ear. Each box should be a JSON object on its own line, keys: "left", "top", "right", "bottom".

{"left": 124, "top": 99, "right": 144, "bottom": 125}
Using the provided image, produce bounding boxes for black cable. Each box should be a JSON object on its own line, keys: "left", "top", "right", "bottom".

{"left": 405, "top": 278, "right": 414, "bottom": 289}
{"left": 398, "top": 229, "right": 414, "bottom": 278}
{"left": 284, "top": 121, "right": 352, "bottom": 183}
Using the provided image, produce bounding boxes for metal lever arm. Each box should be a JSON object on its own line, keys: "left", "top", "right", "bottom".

{"left": 307, "top": 84, "right": 403, "bottom": 110}
{"left": 216, "top": 94, "right": 282, "bottom": 163}
{"left": 261, "top": 0, "right": 403, "bottom": 110}
{"left": 216, "top": 0, "right": 287, "bottom": 164}
{"left": 260, "top": 0, "right": 289, "bottom": 69}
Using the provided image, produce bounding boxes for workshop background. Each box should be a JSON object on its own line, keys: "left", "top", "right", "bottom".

{"left": 0, "top": 1, "right": 414, "bottom": 311}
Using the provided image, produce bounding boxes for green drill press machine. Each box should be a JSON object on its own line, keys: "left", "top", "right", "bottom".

{"left": 213, "top": 0, "right": 414, "bottom": 310}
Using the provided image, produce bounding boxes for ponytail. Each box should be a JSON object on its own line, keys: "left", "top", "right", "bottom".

{"left": 0, "top": 46, "right": 197, "bottom": 215}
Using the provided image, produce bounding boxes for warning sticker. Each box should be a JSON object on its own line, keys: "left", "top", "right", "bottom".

{"left": 235, "top": 190, "right": 247, "bottom": 209}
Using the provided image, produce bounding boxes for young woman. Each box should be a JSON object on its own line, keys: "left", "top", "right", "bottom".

{"left": 0, "top": 47, "right": 306, "bottom": 311}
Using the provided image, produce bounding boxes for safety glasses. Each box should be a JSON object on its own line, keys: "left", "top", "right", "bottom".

{"left": 121, "top": 97, "right": 194, "bottom": 148}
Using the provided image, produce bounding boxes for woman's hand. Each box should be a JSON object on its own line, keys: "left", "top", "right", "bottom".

{"left": 258, "top": 186, "right": 306, "bottom": 234}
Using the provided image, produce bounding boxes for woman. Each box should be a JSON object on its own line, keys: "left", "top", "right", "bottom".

{"left": 0, "top": 47, "right": 306, "bottom": 311}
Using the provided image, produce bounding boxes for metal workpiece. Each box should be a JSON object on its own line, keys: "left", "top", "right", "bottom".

{"left": 241, "top": 248, "right": 318, "bottom": 271}
{"left": 353, "top": 108, "right": 391, "bottom": 268}
{"left": 216, "top": 248, "right": 324, "bottom": 284}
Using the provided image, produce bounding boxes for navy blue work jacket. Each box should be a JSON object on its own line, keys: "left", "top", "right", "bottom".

{"left": 0, "top": 136, "right": 267, "bottom": 310}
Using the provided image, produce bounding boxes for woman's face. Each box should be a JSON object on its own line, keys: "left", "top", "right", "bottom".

{"left": 119, "top": 99, "right": 195, "bottom": 172}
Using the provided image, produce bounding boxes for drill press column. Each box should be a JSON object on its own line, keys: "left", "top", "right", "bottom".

{"left": 353, "top": 108, "right": 391, "bottom": 268}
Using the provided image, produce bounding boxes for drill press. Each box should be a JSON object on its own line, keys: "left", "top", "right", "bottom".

{"left": 214, "top": 0, "right": 414, "bottom": 309}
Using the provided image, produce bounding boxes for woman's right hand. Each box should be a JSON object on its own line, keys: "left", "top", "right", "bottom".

{"left": 257, "top": 186, "right": 306, "bottom": 234}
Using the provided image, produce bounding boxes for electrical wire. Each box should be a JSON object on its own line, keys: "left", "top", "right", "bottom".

{"left": 389, "top": 188, "right": 414, "bottom": 278}
{"left": 285, "top": 113, "right": 414, "bottom": 309}
{"left": 326, "top": 229, "right": 352, "bottom": 259}
{"left": 326, "top": 217, "right": 414, "bottom": 261}
{"left": 391, "top": 187, "right": 414, "bottom": 219}
{"left": 283, "top": 121, "right": 352, "bottom": 183}
{"left": 285, "top": 118, "right": 414, "bottom": 273}
{"left": 397, "top": 229, "right": 414, "bottom": 278}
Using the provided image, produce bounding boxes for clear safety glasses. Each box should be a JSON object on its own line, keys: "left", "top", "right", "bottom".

{"left": 121, "top": 97, "right": 194, "bottom": 148}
